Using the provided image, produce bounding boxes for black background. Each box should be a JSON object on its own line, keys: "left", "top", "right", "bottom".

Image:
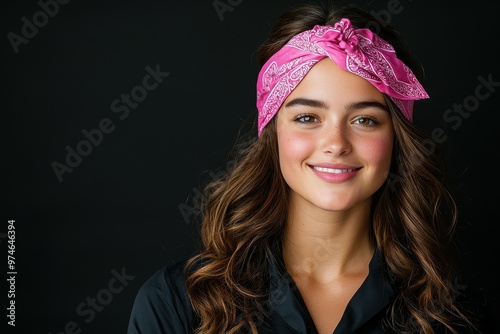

{"left": 2, "top": 0, "right": 499, "bottom": 333}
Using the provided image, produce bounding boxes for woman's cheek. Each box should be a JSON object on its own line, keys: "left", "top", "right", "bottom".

{"left": 361, "top": 136, "right": 393, "bottom": 171}
{"left": 278, "top": 132, "right": 314, "bottom": 164}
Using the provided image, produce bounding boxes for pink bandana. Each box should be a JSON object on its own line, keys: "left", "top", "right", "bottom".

{"left": 256, "top": 18, "right": 429, "bottom": 136}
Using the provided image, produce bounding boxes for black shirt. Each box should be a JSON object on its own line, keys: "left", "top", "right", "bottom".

{"left": 127, "top": 249, "right": 496, "bottom": 333}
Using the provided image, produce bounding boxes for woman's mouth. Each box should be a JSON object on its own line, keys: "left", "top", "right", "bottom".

{"left": 312, "top": 166, "right": 358, "bottom": 174}
{"left": 308, "top": 164, "right": 361, "bottom": 183}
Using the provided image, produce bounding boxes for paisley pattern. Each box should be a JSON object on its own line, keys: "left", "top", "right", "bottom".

{"left": 256, "top": 18, "right": 429, "bottom": 136}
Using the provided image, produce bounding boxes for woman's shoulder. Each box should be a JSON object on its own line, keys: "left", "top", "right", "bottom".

{"left": 139, "top": 259, "right": 190, "bottom": 298}
{"left": 127, "top": 258, "right": 196, "bottom": 334}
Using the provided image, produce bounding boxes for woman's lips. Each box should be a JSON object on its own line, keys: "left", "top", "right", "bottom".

{"left": 308, "top": 164, "right": 361, "bottom": 183}
{"left": 312, "top": 166, "right": 358, "bottom": 174}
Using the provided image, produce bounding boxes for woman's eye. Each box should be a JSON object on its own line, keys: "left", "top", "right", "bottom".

{"left": 294, "top": 114, "right": 319, "bottom": 123}
{"left": 353, "top": 116, "right": 379, "bottom": 127}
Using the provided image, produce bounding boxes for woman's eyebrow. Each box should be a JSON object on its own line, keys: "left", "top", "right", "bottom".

{"left": 284, "top": 97, "right": 328, "bottom": 109}
{"left": 346, "top": 101, "right": 389, "bottom": 112}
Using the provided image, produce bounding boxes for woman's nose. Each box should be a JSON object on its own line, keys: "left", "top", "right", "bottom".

{"left": 321, "top": 123, "right": 352, "bottom": 157}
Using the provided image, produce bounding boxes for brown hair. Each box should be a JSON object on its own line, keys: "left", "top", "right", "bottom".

{"left": 184, "top": 2, "right": 475, "bottom": 333}
{"left": 184, "top": 117, "right": 288, "bottom": 333}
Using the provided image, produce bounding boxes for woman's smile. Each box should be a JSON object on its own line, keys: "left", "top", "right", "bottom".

{"left": 308, "top": 164, "right": 362, "bottom": 183}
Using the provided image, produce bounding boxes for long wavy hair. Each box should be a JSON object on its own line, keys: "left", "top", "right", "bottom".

{"left": 184, "top": 2, "right": 475, "bottom": 333}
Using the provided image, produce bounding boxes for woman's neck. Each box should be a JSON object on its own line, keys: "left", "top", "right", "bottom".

{"left": 282, "top": 198, "right": 374, "bottom": 282}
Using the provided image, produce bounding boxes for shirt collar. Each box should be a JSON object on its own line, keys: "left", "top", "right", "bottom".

{"left": 266, "top": 244, "right": 396, "bottom": 333}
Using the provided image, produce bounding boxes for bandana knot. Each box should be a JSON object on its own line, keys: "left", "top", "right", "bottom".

{"left": 329, "top": 19, "right": 359, "bottom": 53}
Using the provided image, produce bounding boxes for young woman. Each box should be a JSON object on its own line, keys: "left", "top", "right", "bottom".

{"left": 127, "top": 2, "right": 494, "bottom": 333}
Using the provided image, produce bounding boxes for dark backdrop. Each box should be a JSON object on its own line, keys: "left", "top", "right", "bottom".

{"left": 2, "top": 0, "right": 499, "bottom": 333}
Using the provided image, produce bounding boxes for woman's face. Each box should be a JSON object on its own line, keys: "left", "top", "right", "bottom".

{"left": 276, "top": 58, "right": 394, "bottom": 213}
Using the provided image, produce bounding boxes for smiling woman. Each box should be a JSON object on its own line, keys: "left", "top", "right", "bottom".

{"left": 126, "top": 2, "right": 495, "bottom": 333}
